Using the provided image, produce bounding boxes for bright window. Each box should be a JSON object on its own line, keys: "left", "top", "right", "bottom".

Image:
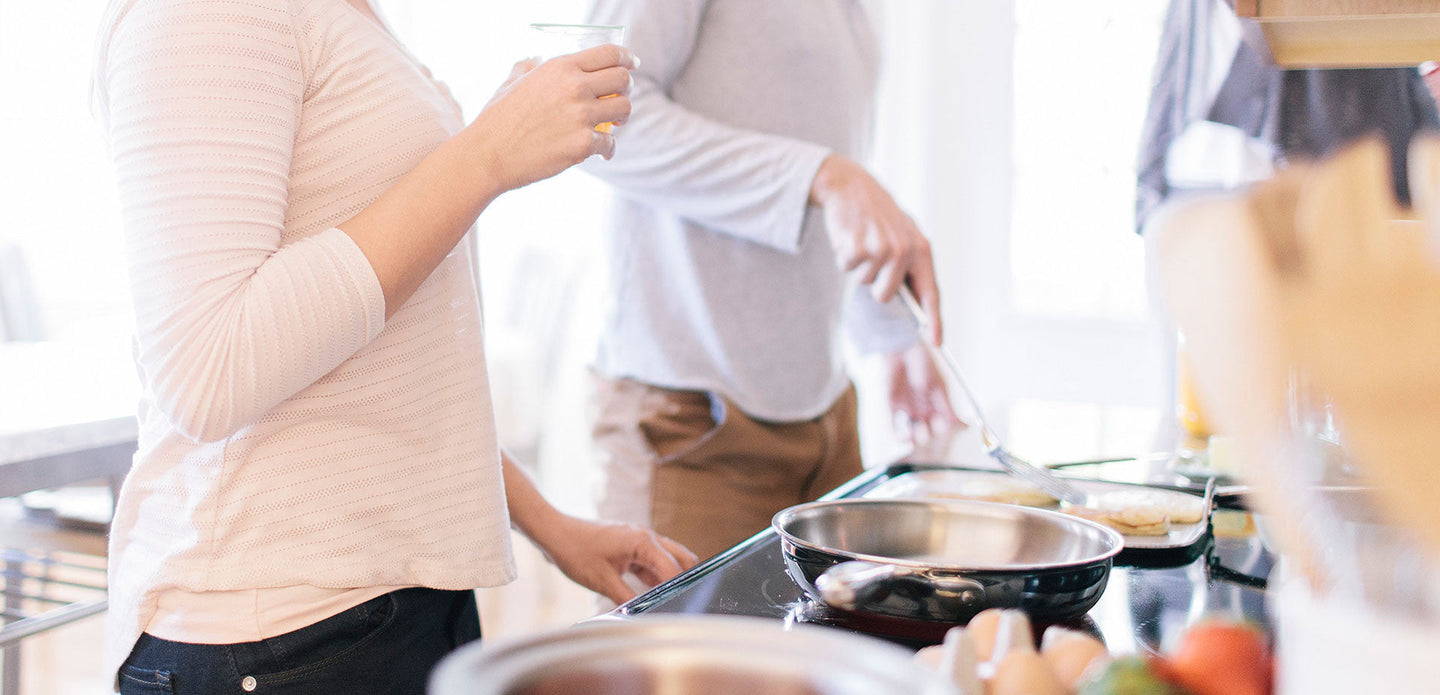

{"left": 1009, "top": 0, "right": 1166, "bottom": 321}
{"left": 1001, "top": 0, "right": 1171, "bottom": 461}
{"left": 0, "top": 0, "right": 129, "bottom": 343}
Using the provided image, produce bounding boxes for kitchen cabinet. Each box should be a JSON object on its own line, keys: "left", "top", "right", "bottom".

{"left": 1230, "top": 0, "right": 1440, "bottom": 67}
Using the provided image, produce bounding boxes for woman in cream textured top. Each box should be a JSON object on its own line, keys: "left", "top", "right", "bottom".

{"left": 92, "top": 0, "right": 696, "bottom": 692}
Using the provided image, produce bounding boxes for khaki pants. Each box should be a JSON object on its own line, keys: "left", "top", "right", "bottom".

{"left": 591, "top": 376, "right": 864, "bottom": 561}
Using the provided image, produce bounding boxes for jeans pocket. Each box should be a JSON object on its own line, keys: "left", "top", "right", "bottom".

{"left": 118, "top": 665, "right": 175, "bottom": 694}
{"left": 247, "top": 593, "right": 399, "bottom": 687}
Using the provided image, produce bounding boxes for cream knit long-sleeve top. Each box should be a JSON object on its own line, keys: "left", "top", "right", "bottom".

{"left": 93, "top": 0, "right": 515, "bottom": 684}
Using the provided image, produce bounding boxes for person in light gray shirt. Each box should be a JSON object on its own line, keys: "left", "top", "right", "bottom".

{"left": 583, "top": 0, "right": 958, "bottom": 560}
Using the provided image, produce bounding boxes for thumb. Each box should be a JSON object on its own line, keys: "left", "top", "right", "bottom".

{"left": 504, "top": 58, "right": 540, "bottom": 88}
{"left": 591, "top": 568, "right": 637, "bottom": 605}
{"left": 634, "top": 537, "right": 698, "bottom": 587}
{"left": 658, "top": 535, "right": 699, "bottom": 570}
{"left": 887, "top": 354, "right": 909, "bottom": 403}
{"left": 630, "top": 534, "right": 684, "bottom": 584}
{"left": 932, "top": 386, "right": 962, "bottom": 426}
{"left": 911, "top": 273, "right": 943, "bottom": 346}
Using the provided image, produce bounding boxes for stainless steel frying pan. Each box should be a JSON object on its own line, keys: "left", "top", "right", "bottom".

{"left": 773, "top": 499, "right": 1124, "bottom": 623}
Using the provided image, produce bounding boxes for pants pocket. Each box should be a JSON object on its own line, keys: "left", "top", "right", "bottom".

{"left": 118, "top": 665, "right": 175, "bottom": 694}
{"left": 245, "top": 593, "right": 398, "bottom": 688}
{"left": 639, "top": 389, "right": 726, "bottom": 463}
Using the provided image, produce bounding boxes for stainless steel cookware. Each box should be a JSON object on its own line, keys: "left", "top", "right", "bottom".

{"left": 428, "top": 615, "right": 958, "bottom": 695}
{"left": 773, "top": 499, "right": 1124, "bottom": 623}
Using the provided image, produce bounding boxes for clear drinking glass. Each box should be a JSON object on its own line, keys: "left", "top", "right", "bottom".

{"left": 529, "top": 23, "right": 627, "bottom": 133}
{"left": 1271, "top": 370, "right": 1440, "bottom": 692}
{"left": 1280, "top": 371, "right": 1435, "bottom": 611}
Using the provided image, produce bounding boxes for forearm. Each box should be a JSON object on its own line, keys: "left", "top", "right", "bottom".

{"left": 501, "top": 450, "right": 566, "bottom": 550}
{"left": 500, "top": 449, "right": 696, "bottom": 602}
{"left": 586, "top": 87, "right": 830, "bottom": 252}
{"left": 338, "top": 126, "right": 507, "bottom": 318}
{"left": 342, "top": 47, "right": 636, "bottom": 318}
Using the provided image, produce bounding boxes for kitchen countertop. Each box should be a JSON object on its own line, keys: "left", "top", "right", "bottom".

{"left": 612, "top": 460, "right": 1271, "bottom": 656}
{"left": 0, "top": 339, "right": 138, "bottom": 498}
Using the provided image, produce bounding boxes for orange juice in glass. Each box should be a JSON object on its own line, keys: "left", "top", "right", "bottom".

{"left": 1176, "top": 347, "right": 1211, "bottom": 443}
{"left": 1173, "top": 330, "right": 1217, "bottom": 473}
{"left": 530, "top": 23, "right": 626, "bottom": 133}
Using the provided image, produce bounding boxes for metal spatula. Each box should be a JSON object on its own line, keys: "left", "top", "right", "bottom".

{"left": 898, "top": 287, "right": 1090, "bottom": 506}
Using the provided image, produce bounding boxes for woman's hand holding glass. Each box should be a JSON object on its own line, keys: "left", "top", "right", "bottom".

{"left": 469, "top": 44, "right": 635, "bottom": 192}
{"left": 335, "top": 44, "right": 632, "bottom": 322}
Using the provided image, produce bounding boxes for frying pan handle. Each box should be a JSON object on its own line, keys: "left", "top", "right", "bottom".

{"left": 815, "top": 561, "right": 986, "bottom": 611}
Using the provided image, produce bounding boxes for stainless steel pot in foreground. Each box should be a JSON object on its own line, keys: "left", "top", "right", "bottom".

{"left": 428, "top": 615, "right": 958, "bottom": 695}
{"left": 773, "top": 499, "right": 1125, "bottom": 623}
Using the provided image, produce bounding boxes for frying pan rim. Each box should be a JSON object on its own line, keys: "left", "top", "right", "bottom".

{"left": 772, "top": 498, "right": 1125, "bottom": 573}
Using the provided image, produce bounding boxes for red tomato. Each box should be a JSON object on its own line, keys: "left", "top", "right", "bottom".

{"left": 1162, "top": 620, "right": 1274, "bottom": 695}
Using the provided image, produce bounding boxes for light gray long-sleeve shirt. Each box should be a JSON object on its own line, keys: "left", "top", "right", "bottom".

{"left": 584, "top": 0, "right": 914, "bottom": 422}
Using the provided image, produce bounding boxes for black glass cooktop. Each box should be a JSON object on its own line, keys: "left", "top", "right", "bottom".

{"left": 611, "top": 462, "right": 1273, "bottom": 656}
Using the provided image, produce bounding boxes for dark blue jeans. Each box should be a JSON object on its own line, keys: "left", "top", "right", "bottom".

{"left": 118, "top": 588, "right": 481, "bottom": 695}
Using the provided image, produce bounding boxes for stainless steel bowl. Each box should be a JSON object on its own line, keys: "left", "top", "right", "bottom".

{"left": 773, "top": 499, "right": 1125, "bottom": 622}
{"left": 428, "top": 615, "right": 957, "bottom": 695}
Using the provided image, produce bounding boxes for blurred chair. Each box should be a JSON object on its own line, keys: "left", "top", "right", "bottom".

{"left": 1, "top": 244, "right": 112, "bottom": 692}
{"left": 0, "top": 500, "right": 108, "bottom": 695}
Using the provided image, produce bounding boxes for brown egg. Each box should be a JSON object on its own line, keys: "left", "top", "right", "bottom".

{"left": 991, "top": 650, "right": 1067, "bottom": 695}
{"left": 1041, "top": 627, "right": 1111, "bottom": 688}
{"left": 913, "top": 643, "right": 946, "bottom": 671}
{"left": 990, "top": 610, "right": 1036, "bottom": 664}
{"left": 966, "top": 608, "right": 1007, "bottom": 662}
